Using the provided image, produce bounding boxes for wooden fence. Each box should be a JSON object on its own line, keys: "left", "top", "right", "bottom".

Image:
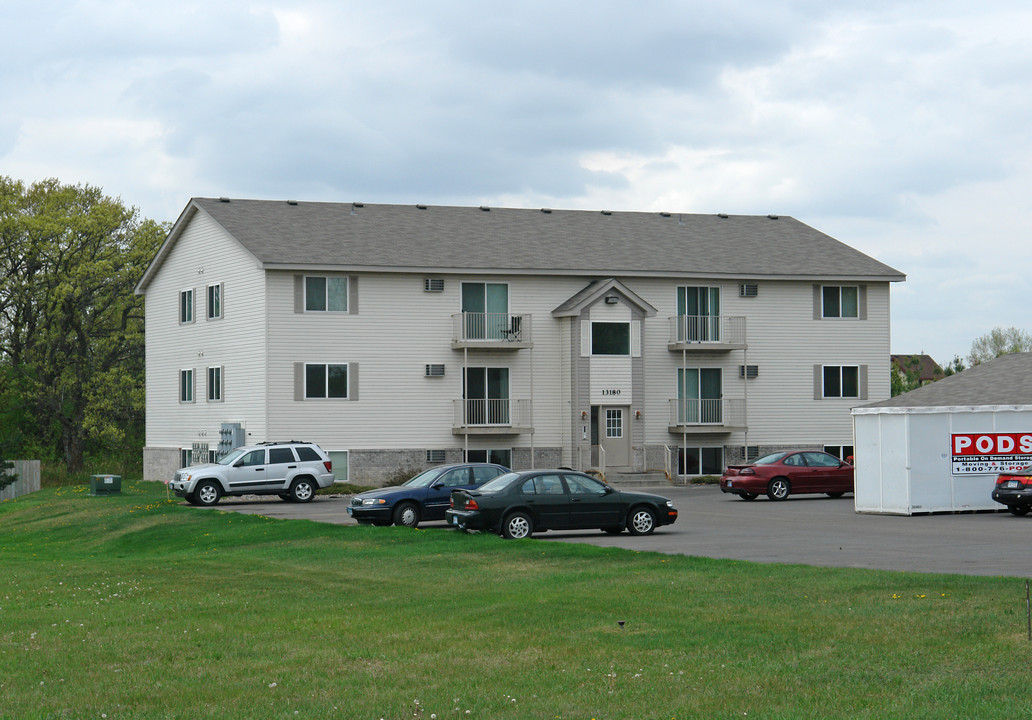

{"left": 1, "top": 460, "right": 41, "bottom": 502}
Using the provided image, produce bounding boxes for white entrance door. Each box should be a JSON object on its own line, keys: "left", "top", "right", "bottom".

{"left": 600, "top": 406, "right": 631, "bottom": 468}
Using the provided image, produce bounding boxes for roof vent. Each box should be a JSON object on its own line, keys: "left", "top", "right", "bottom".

{"left": 479, "top": 205, "right": 491, "bottom": 211}
{"left": 717, "top": 213, "right": 728, "bottom": 219}
{"left": 353, "top": 202, "right": 364, "bottom": 208}
{"left": 416, "top": 204, "right": 427, "bottom": 209}
{"left": 660, "top": 211, "right": 671, "bottom": 217}
{"left": 218, "top": 197, "right": 230, "bottom": 203}
{"left": 541, "top": 208, "right": 552, "bottom": 214}
{"left": 287, "top": 199, "right": 298, "bottom": 206}
{"left": 601, "top": 210, "right": 612, "bottom": 216}
{"left": 767, "top": 214, "right": 779, "bottom": 220}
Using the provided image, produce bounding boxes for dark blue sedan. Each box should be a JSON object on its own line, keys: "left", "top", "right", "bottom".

{"left": 347, "top": 463, "right": 509, "bottom": 528}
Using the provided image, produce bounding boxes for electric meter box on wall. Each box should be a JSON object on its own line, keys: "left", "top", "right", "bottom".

{"left": 851, "top": 353, "right": 1032, "bottom": 515}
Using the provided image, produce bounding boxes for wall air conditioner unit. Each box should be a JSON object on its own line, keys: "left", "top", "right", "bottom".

{"left": 426, "top": 449, "right": 446, "bottom": 464}
{"left": 739, "top": 365, "right": 759, "bottom": 379}
{"left": 739, "top": 284, "right": 758, "bottom": 297}
{"left": 425, "top": 363, "right": 445, "bottom": 377}
{"left": 424, "top": 278, "right": 444, "bottom": 292}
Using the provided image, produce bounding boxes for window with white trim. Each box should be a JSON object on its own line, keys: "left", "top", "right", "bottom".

{"left": 678, "top": 446, "right": 724, "bottom": 475}
{"left": 605, "top": 408, "right": 623, "bottom": 438}
{"left": 305, "top": 363, "right": 348, "bottom": 399}
{"left": 207, "top": 283, "right": 222, "bottom": 319}
{"left": 305, "top": 276, "right": 348, "bottom": 312}
{"left": 179, "top": 289, "right": 194, "bottom": 323}
{"left": 823, "top": 365, "right": 859, "bottom": 398}
{"left": 328, "top": 451, "right": 348, "bottom": 482}
{"left": 466, "top": 448, "right": 512, "bottom": 468}
{"left": 179, "top": 369, "right": 194, "bottom": 403}
{"left": 822, "top": 286, "right": 858, "bottom": 318}
{"left": 592, "top": 322, "right": 630, "bottom": 355}
{"left": 824, "top": 445, "right": 855, "bottom": 461}
{"left": 207, "top": 366, "right": 222, "bottom": 402}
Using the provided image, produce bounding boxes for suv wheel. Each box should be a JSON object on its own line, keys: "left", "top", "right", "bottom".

{"left": 289, "top": 477, "right": 316, "bottom": 503}
{"left": 194, "top": 480, "right": 222, "bottom": 507}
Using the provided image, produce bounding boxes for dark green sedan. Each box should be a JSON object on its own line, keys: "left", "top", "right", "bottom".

{"left": 445, "top": 469, "right": 678, "bottom": 539}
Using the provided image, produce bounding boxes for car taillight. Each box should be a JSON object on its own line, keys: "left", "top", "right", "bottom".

{"left": 739, "top": 468, "right": 755, "bottom": 475}
{"left": 323, "top": 461, "right": 332, "bottom": 473}
{"left": 465, "top": 499, "right": 479, "bottom": 511}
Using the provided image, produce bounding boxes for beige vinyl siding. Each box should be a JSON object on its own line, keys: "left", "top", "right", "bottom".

{"left": 634, "top": 278, "right": 890, "bottom": 448}
{"left": 265, "top": 272, "right": 583, "bottom": 450}
{"left": 143, "top": 210, "right": 269, "bottom": 448}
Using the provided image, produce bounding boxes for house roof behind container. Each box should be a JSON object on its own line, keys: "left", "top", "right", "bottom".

{"left": 858, "top": 352, "right": 1032, "bottom": 409}
{"left": 137, "top": 198, "right": 906, "bottom": 292}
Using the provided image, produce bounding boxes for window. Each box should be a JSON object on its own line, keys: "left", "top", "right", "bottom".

{"left": 207, "top": 366, "right": 222, "bottom": 402}
{"left": 822, "top": 286, "right": 858, "bottom": 319}
{"left": 463, "top": 367, "right": 509, "bottom": 424}
{"left": 605, "top": 409, "right": 623, "bottom": 438}
{"left": 239, "top": 449, "right": 265, "bottom": 466}
{"left": 328, "top": 451, "right": 349, "bottom": 482}
{"left": 466, "top": 449, "right": 512, "bottom": 468}
{"left": 179, "top": 289, "right": 194, "bottom": 323}
{"left": 677, "top": 286, "right": 720, "bottom": 341}
{"left": 678, "top": 447, "right": 724, "bottom": 475}
{"left": 207, "top": 283, "right": 222, "bottom": 319}
{"left": 824, "top": 445, "right": 854, "bottom": 461}
{"left": 521, "top": 474, "right": 564, "bottom": 495}
{"left": 566, "top": 474, "right": 607, "bottom": 495}
{"left": 180, "top": 448, "right": 192, "bottom": 467}
{"left": 268, "top": 447, "right": 297, "bottom": 464}
{"left": 592, "top": 322, "right": 630, "bottom": 355}
{"left": 305, "top": 276, "right": 348, "bottom": 312}
{"left": 461, "top": 282, "right": 509, "bottom": 339}
{"left": 179, "top": 369, "right": 194, "bottom": 403}
{"left": 305, "top": 363, "right": 349, "bottom": 399}
{"left": 823, "top": 365, "right": 860, "bottom": 398}
{"left": 677, "top": 368, "right": 722, "bottom": 423}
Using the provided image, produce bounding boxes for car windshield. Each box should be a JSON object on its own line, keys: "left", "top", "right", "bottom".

{"left": 476, "top": 472, "right": 522, "bottom": 493}
{"left": 753, "top": 452, "right": 790, "bottom": 465}
{"left": 404, "top": 467, "right": 446, "bottom": 488}
{"left": 217, "top": 448, "right": 246, "bottom": 465}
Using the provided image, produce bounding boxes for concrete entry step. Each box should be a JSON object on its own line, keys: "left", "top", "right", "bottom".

{"left": 603, "top": 471, "right": 670, "bottom": 488}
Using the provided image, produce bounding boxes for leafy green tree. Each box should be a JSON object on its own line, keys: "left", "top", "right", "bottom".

{"left": 968, "top": 327, "right": 1032, "bottom": 367}
{"left": 942, "top": 355, "right": 965, "bottom": 376}
{"left": 0, "top": 177, "right": 166, "bottom": 471}
{"left": 890, "top": 356, "right": 923, "bottom": 396}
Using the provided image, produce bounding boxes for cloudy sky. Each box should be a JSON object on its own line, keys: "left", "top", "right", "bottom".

{"left": 4, "top": 0, "right": 1031, "bottom": 364}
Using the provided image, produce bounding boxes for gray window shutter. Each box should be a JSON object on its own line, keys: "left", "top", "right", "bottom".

{"left": 813, "top": 364, "right": 823, "bottom": 400}
{"left": 349, "top": 362, "right": 359, "bottom": 400}
{"left": 859, "top": 364, "right": 869, "bottom": 400}
{"left": 812, "top": 285, "right": 822, "bottom": 320}
{"left": 581, "top": 321, "right": 590, "bottom": 357}
{"left": 349, "top": 276, "right": 359, "bottom": 314}
{"left": 859, "top": 285, "right": 868, "bottom": 321}
{"left": 294, "top": 362, "right": 304, "bottom": 400}
{"left": 294, "top": 275, "right": 304, "bottom": 313}
{"left": 630, "top": 320, "right": 641, "bottom": 357}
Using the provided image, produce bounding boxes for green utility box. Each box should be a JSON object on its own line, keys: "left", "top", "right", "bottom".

{"left": 89, "top": 474, "right": 122, "bottom": 496}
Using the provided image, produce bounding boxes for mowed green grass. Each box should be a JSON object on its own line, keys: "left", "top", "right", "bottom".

{"left": 2, "top": 483, "right": 1031, "bottom": 720}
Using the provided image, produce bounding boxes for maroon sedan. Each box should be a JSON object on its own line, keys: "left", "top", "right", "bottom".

{"left": 720, "top": 451, "right": 854, "bottom": 501}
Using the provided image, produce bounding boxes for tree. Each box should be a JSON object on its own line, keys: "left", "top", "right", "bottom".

{"left": 967, "top": 327, "right": 1032, "bottom": 367}
{"left": 942, "top": 355, "right": 965, "bottom": 376}
{"left": 0, "top": 177, "right": 166, "bottom": 472}
{"left": 891, "top": 356, "right": 923, "bottom": 396}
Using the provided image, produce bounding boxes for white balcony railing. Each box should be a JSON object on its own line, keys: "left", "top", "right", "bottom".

{"left": 668, "top": 398, "right": 746, "bottom": 428}
{"left": 453, "top": 398, "right": 533, "bottom": 429}
{"left": 667, "top": 315, "right": 746, "bottom": 348}
{"left": 452, "top": 312, "right": 532, "bottom": 345}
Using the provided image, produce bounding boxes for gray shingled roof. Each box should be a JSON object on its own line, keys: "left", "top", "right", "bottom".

{"left": 172, "top": 198, "right": 904, "bottom": 281}
{"left": 859, "top": 352, "right": 1032, "bottom": 408}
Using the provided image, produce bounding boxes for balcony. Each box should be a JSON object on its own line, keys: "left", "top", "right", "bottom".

{"left": 668, "top": 398, "right": 747, "bottom": 434}
{"left": 667, "top": 315, "right": 747, "bottom": 352}
{"left": 452, "top": 399, "right": 534, "bottom": 435}
{"left": 452, "top": 312, "right": 533, "bottom": 350}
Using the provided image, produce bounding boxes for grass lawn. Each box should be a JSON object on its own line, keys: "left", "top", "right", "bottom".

{"left": 2, "top": 481, "right": 1031, "bottom": 719}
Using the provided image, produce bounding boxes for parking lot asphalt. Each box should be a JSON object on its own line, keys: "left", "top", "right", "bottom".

{"left": 201, "top": 484, "right": 1032, "bottom": 578}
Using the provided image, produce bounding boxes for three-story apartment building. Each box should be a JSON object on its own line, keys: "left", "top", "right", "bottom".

{"left": 136, "top": 198, "right": 905, "bottom": 484}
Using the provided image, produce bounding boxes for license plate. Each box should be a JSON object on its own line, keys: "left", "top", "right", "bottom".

{"left": 346, "top": 507, "right": 353, "bottom": 516}
{"left": 451, "top": 516, "right": 458, "bottom": 526}
{"left": 727, "top": 480, "right": 733, "bottom": 487}
{"left": 1007, "top": 480, "right": 1021, "bottom": 488}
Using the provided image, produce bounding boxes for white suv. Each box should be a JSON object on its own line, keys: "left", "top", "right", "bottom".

{"left": 170, "top": 442, "right": 336, "bottom": 506}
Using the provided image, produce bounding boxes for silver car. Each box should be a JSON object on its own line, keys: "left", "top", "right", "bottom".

{"left": 170, "top": 442, "right": 335, "bottom": 506}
